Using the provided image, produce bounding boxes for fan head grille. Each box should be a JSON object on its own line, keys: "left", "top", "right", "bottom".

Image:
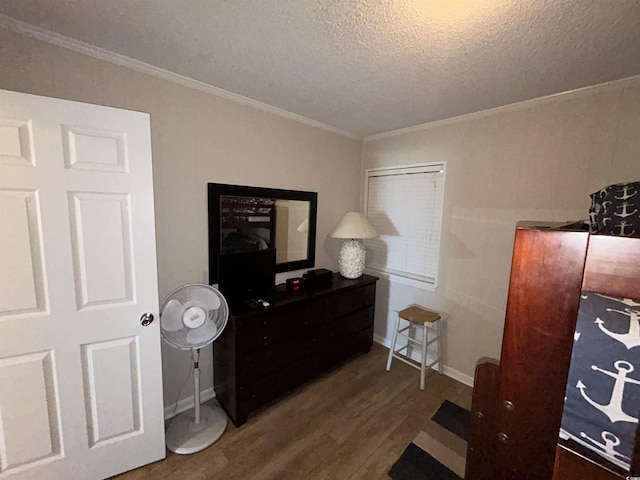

{"left": 160, "top": 284, "right": 229, "bottom": 350}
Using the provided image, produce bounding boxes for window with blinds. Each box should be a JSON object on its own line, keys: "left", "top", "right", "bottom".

{"left": 365, "top": 163, "right": 445, "bottom": 286}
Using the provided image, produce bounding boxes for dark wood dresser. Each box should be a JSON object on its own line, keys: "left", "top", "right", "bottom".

{"left": 213, "top": 273, "right": 378, "bottom": 426}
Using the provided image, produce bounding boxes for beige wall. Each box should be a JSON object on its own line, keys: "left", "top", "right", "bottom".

{"left": 362, "top": 78, "right": 640, "bottom": 383}
{"left": 0, "top": 29, "right": 362, "bottom": 410}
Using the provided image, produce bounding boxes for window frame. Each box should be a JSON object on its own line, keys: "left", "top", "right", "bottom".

{"left": 363, "top": 162, "right": 446, "bottom": 291}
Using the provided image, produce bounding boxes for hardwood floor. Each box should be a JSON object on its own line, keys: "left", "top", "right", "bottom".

{"left": 113, "top": 343, "right": 472, "bottom": 480}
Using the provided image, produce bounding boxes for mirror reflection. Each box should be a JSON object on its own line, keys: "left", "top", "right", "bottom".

{"left": 275, "top": 200, "right": 310, "bottom": 263}
{"left": 220, "top": 196, "right": 310, "bottom": 264}
{"left": 208, "top": 183, "right": 318, "bottom": 284}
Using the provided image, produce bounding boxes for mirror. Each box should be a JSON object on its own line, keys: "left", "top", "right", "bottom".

{"left": 208, "top": 183, "right": 317, "bottom": 283}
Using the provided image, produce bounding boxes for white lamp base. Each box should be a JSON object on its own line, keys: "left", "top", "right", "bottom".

{"left": 166, "top": 404, "right": 227, "bottom": 455}
{"left": 338, "top": 239, "right": 366, "bottom": 279}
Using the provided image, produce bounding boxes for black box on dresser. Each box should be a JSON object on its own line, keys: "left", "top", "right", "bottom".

{"left": 213, "top": 272, "right": 378, "bottom": 426}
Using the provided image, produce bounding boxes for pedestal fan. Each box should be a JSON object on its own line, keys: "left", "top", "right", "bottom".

{"left": 160, "top": 283, "right": 229, "bottom": 454}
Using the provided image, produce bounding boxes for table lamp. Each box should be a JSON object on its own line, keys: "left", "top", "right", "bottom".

{"left": 329, "top": 212, "right": 377, "bottom": 279}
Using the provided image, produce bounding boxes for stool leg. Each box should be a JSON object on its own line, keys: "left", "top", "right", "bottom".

{"left": 420, "top": 322, "right": 428, "bottom": 390}
{"left": 437, "top": 318, "right": 444, "bottom": 374}
{"left": 386, "top": 315, "right": 401, "bottom": 371}
{"left": 407, "top": 323, "right": 414, "bottom": 359}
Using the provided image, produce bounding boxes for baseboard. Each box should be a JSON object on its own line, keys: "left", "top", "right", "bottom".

{"left": 443, "top": 366, "right": 475, "bottom": 388}
{"left": 164, "top": 387, "right": 216, "bottom": 420}
{"left": 373, "top": 334, "right": 474, "bottom": 387}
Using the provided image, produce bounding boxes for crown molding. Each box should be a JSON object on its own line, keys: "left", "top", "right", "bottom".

{"left": 364, "top": 73, "right": 640, "bottom": 142}
{"left": 6, "top": 12, "right": 637, "bottom": 144}
{"left": 0, "top": 14, "right": 360, "bottom": 141}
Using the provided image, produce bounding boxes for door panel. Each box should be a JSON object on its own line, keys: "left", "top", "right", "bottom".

{"left": 0, "top": 351, "right": 62, "bottom": 473}
{"left": 0, "top": 189, "right": 47, "bottom": 318}
{"left": 81, "top": 337, "right": 141, "bottom": 447}
{"left": 0, "top": 118, "right": 35, "bottom": 167}
{"left": 0, "top": 89, "right": 164, "bottom": 480}
{"left": 62, "top": 125, "right": 128, "bottom": 173}
{"left": 68, "top": 192, "right": 134, "bottom": 308}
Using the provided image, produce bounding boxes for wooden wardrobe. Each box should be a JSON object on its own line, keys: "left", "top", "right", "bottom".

{"left": 465, "top": 222, "right": 640, "bottom": 480}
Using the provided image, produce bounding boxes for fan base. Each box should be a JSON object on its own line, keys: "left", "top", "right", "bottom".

{"left": 166, "top": 404, "right": 228, "bottom": 454}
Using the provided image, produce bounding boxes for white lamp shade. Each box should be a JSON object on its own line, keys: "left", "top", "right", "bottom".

{"left": 329, "top": 212, "right": 377, "bottom": 239}
{"left": 296, "top": 217, "right": 309, "bottom": 233}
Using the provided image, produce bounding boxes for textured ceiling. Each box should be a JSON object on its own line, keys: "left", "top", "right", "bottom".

{"left": 1, "top": 0, "right": 640, "bottom": 137}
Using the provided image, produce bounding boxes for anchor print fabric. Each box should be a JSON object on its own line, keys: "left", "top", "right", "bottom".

{"left": 560, "top": 292, "right": 640, "bottom": 471}
{"left": 589, "top": 181, "right": 640, "bottom": 236}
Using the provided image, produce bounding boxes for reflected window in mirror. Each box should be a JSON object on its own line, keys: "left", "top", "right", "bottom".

{"left": 275, "top": 200, "right": 310, "bottom": 263}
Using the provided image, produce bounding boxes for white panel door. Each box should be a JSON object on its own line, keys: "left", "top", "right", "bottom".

{"left": 0, "top": 89, "right": 164, "bottom": 480}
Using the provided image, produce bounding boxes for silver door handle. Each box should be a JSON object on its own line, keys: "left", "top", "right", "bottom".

{"left": 140, "top": 313, "right": 154, "bottom": 326}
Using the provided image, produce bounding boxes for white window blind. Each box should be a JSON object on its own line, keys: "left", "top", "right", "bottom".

{"left": 365, "top": 163, "right": 445, "bottom": 285}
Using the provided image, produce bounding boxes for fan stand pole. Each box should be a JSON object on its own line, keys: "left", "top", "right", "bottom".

{"left": 193, "top": 348, "right": 201, "bottom": 426}
{"left": 165, "top": 346, "right": 229, "bottom": 454}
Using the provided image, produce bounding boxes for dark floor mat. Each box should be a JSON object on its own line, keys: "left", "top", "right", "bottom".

{"left": 388, "top": 443, "right": 462, "bottom": 480}
{"left": 430, "top": 400, "right": 470, "bottom": 441}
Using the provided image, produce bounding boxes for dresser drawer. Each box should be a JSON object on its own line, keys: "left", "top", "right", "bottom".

{"left": 236, "top": 323, "right": 288, "bottom": 353}
{"left": 329, "top": 284, "right": 376, "bottom": 318}
{"left": 346, "top": 305, "right": 374, "bottom": 332}
{"left": 278, "top": 353, "right": 325, "bottom": 392}
{"left": 237, "top": 324, "right": 327, "bottom": 382}
{"left": 238, "top": 351, "right": 325, "bottom": 413}
{"left": 349, "top": 326, "right": 373, "bottom": 352}
{"left": 236, "top": 299, "right": 325, "bottom": 353}
{"left": 238, "top": 374, "right": 279, "bottom": 414}
{"left": 235, "top": 307, "right": 292, "bottom": 336}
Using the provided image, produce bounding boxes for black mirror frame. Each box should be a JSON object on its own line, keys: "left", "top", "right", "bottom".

{"left": 208, "top": 183, "right": 318, "bottom": 284}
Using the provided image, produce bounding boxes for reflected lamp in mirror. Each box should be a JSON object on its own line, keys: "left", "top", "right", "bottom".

{"left": 296, "top": 217, "right": 309, "bottom": 233}
{"left": 329, "top": 212, "right": 377, "bottom": 279}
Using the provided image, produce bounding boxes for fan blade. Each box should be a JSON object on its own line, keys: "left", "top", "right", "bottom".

{"left": 191, "top": 287, "right": 221, "bottom": 310}
{"left": 161, "top": 299, "right": 184, "bottom": 332}
{"left": 208, "top": 309, "right": 222, "bottom": 324}
{"left": 186, "top": 321, "right": 218, "bottom": 345}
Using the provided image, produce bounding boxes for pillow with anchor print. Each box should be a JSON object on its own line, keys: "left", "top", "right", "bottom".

{"left": 559, "top": 292, "right": 640, "bottom": 471}
{"left": 589, "top": 181, "right": 640, "bottom": 236}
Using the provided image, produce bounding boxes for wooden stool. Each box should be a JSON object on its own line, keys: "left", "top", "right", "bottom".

{"left": 385, "top": 306, "right": 444, "bottom": 390}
